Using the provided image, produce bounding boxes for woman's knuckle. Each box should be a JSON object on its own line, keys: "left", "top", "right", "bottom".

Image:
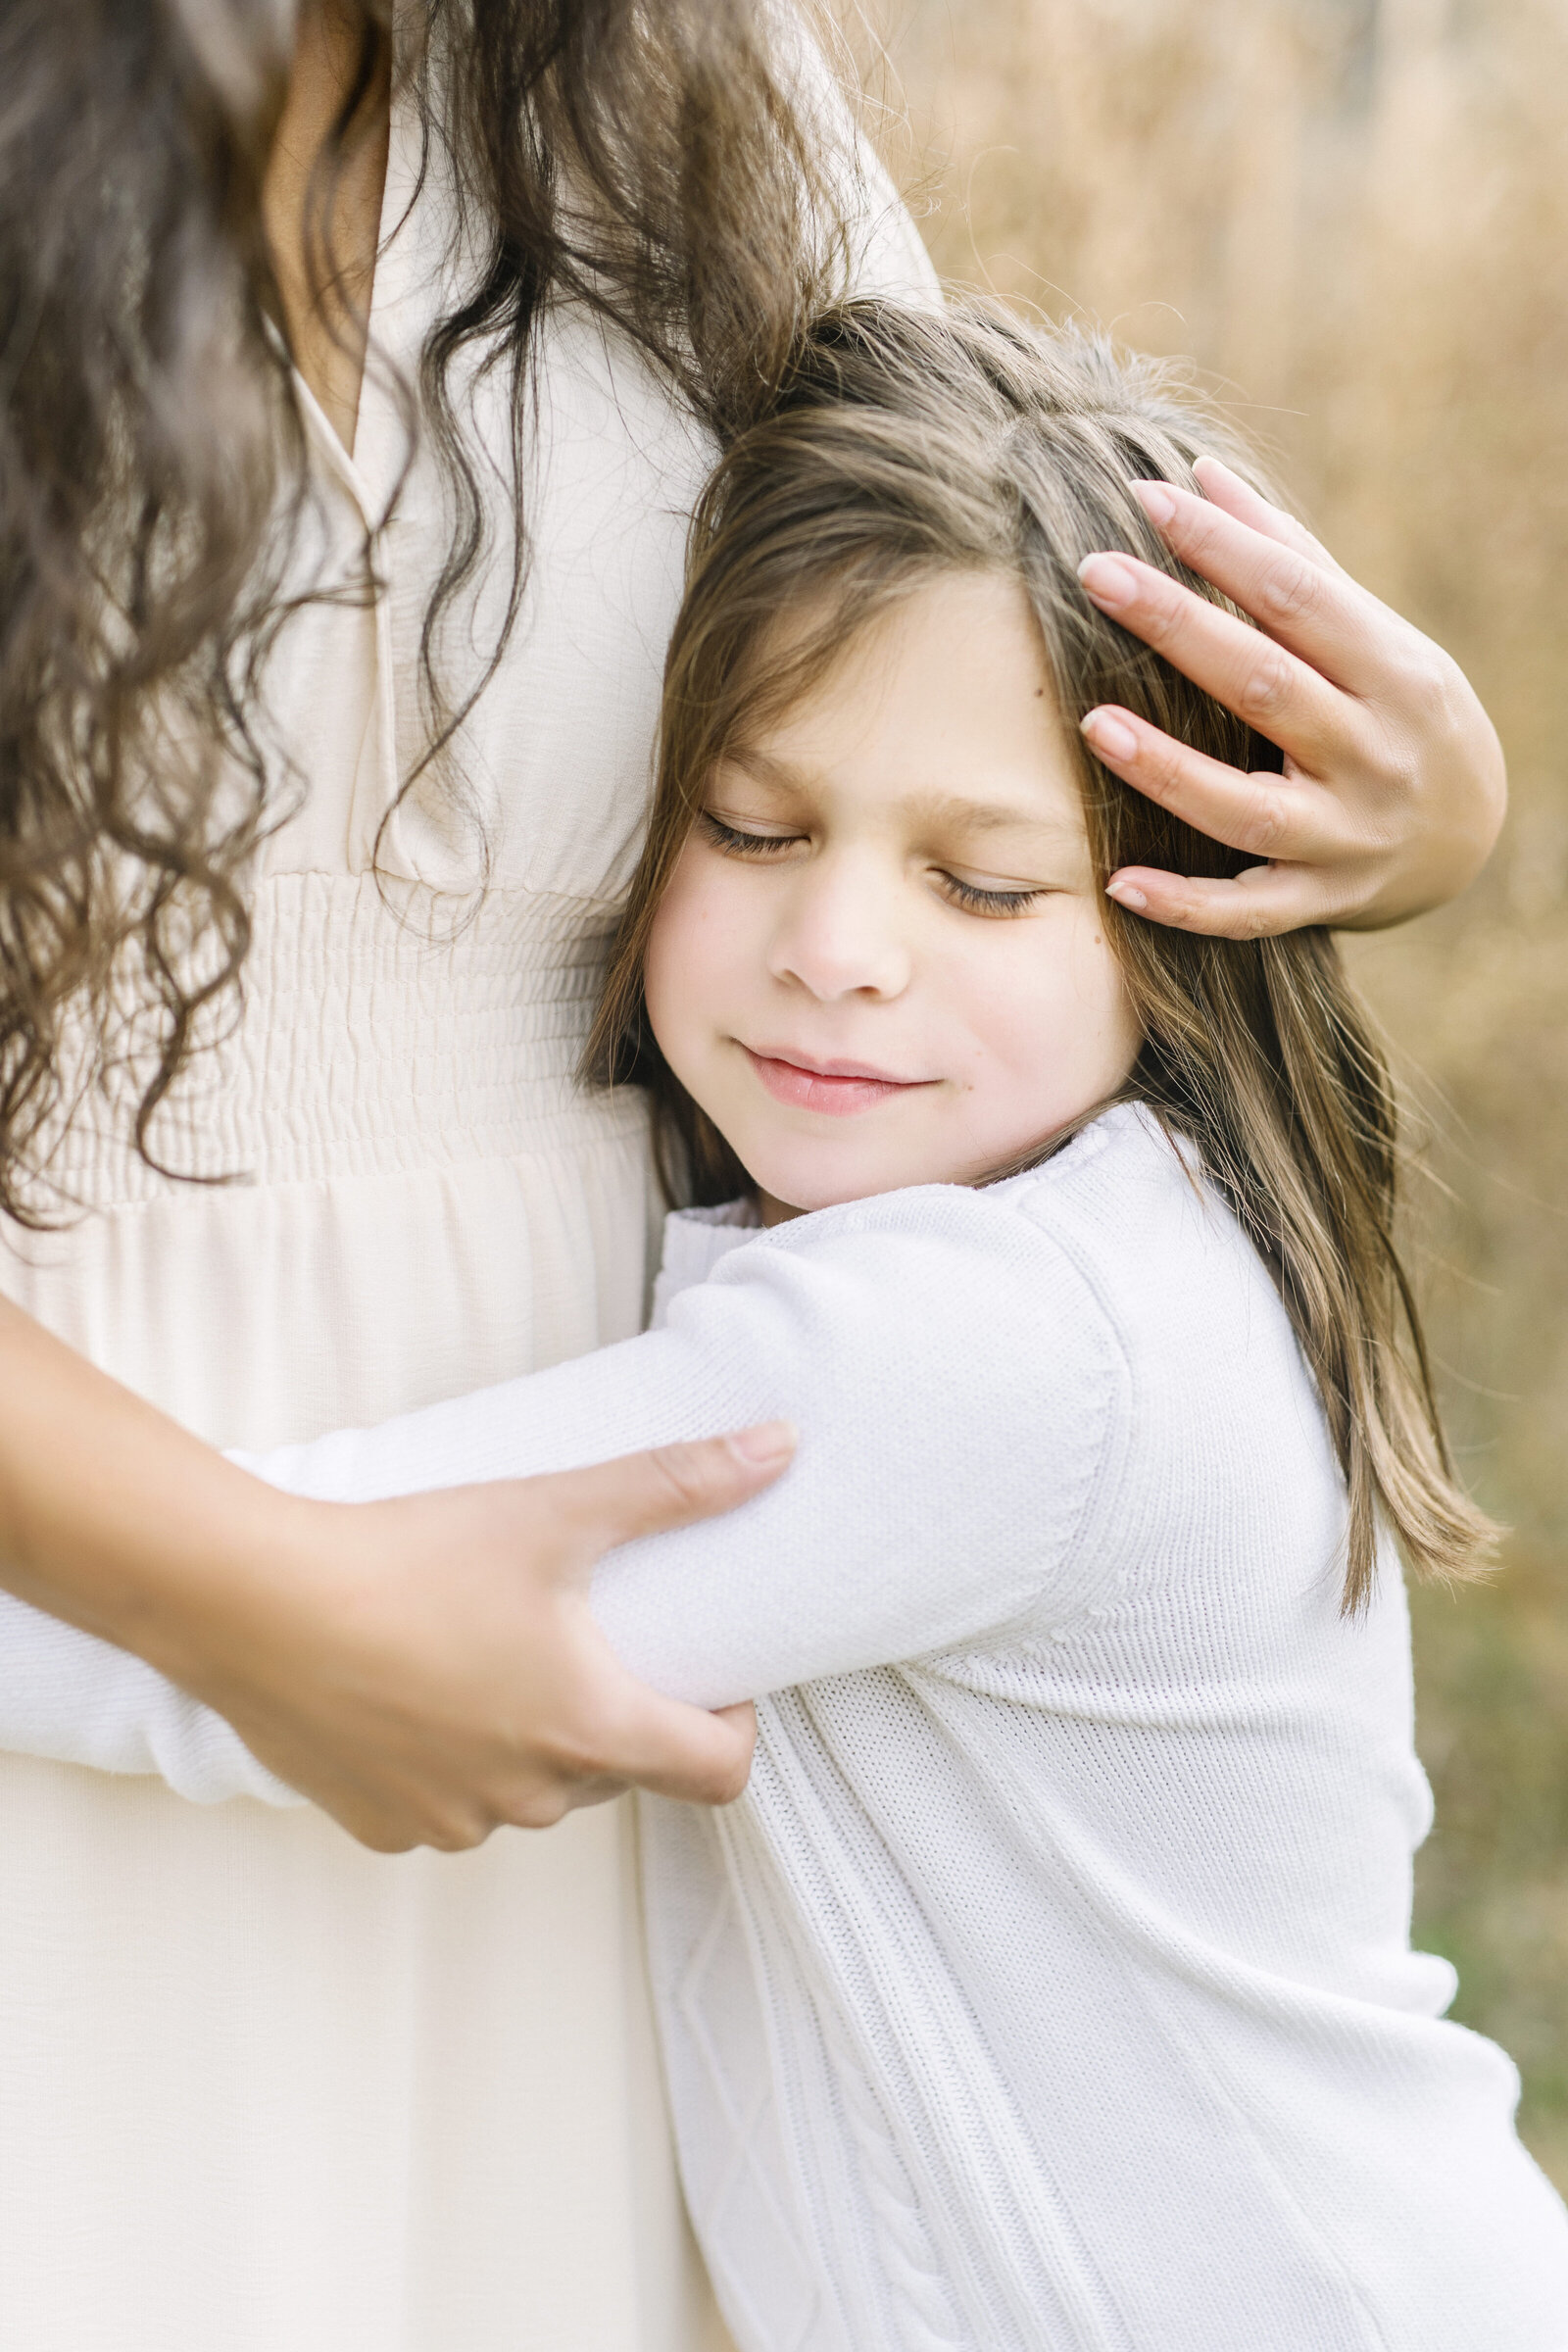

{"left": 710, "top": 1751, "right": 752, "bottom": 1805}
{"left": 1166, "top": 502, "right": 1216, "bottom": 564}
{"left": 1259, "top": 554, "right": 1321, "bottom": 626}
{"left": 1408, "top": 639, "right": 1455, "bottom": 696}
{"left": 1146, "top": 742, "right": 1191, "bottom": 807}
{"left": 1168, "top": 889, "right": 1207, "bottom": 931}
{"left": 354, "top": 1801, "right": 480, "bottom": 1856}
{"left": 430, "top": 1810, "right": 490, "bottom": 1852}
{"left": 1372, "top": 638, "right": 1461, "bottom": 745}
{"left": 540, "top": 1683, "right": 625, "bottom": 1779}
{"left": 1236, "top": 782, "right": 1288, "bottom": 858}
{"left": 646, "top": 1442, "right": 710, "bottom": 1512}
{"left": 355, "top": 1821, "right": 416, "bottom": 1855}
{"left": 1237, "top": 647, "right": 1291, "bottom": 720}
{"left": 1139, "top": 590, "right": 1181, "bottom": 647}
{"left": 550, "top": 1727, "right": 611, "bottom": 1785}
{"left": 509, "top": 1785, "right": 569, "bottom": 1832}
{"left": 1411, "top": 652, "right": 1470, "bottom": 746}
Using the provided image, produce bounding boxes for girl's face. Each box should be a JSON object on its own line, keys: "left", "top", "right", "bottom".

{"left": 643, "top": 570, "right": 1143, "bottom": 1219}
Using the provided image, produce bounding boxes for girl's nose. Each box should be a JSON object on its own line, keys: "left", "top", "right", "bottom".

{"left": 766, "top": 859, "right": 911, "bottom": 1002}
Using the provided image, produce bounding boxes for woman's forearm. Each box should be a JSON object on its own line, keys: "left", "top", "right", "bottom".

{"left": 0, "top": 1295, "right": 312, "bottom": 1682}
{"left": 0, "top": 1296, "right": 309, "bottom": 1797}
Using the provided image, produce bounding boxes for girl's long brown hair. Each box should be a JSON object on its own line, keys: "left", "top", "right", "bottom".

{"left": 0, "top": 0, "right": 852, "bottom": 1218}
{"left": 588, "top": 298, "right": 1495, "bottom": 1609}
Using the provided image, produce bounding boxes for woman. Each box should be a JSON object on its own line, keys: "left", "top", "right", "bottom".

{"left": 0, "top": 4, "right": 1505, "bottom": 2349}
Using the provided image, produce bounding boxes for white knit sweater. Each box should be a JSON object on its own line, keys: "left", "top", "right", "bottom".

{"left": 2, "top": 1104, "right": 1565, "bottom": 2348}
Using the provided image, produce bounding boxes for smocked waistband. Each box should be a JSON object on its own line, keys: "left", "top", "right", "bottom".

{"left": 35, "top": 872, "right": 644, "bottom": 1211}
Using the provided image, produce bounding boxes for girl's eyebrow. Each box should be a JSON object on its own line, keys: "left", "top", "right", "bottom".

{"left": 902, "top": 791, "right": 1080, "bottom": 839}
{"left": 720, "top": 747, "right": 803, "bottom": 795}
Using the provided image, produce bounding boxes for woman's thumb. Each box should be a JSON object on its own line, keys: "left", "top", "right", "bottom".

{"left": 550, "top": 1424, "right": 796, "bottom": 1552}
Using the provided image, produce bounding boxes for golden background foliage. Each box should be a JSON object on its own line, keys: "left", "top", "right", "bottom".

{"left": 857, "top": 0, "right": 1568, "bottom": 2188}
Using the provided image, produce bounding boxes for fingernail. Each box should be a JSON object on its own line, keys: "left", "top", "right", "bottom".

{"left": 728, "top": 1420, "right": 796, "bottom": 1466}
{"left": 1077, "top": 554, "right": 1139, "bottom": 611}
{"left": 1081, "top": 710, "right": 1139, "bottom": 762}
{"left": 1104, "top": 879, "right": 1148, "bottom": 911}
{"left": 1131, "top": 480, "right": 1177, "bottom": 528}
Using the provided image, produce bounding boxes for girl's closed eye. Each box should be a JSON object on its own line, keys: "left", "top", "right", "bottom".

{"left": 700, "top": 809, "right": 806, "bottom": 858}
{"left": 936, "top": 868, "right": 1049, "bottom": 918}
{"left": 702, "top": 808, "right": 1048, "bottom": 916}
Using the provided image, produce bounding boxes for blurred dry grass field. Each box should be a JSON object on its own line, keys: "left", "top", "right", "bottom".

{"left": 854, "top": 0, "right": 1568, "bottom": 2187}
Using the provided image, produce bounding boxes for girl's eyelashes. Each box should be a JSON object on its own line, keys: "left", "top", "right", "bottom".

{"left": 938, "top": 872, "right": 1047, "bottom": 917}
{"left": 700, "top": 810, "right": 804, "bottom": 857}
{"left": 700, "top": 809, "right": 1049, "bottom": 915}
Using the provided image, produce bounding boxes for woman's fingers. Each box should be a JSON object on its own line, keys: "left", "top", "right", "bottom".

{"left": 461, "top": 1432, "right": 793, "bottom": 1818}
{"left": 1079, "top": 456, "right": 1507, "bottom": 935}
{"left": 1189, "top": 454, "right": 1345, "bottom": 575}
{"left": 1080, "top": 705, "right": 1343, "bottom": 866}
{"left": 1134, "top": 475, "right": 1353, "bottom": 634}
{"left": 569, "top": 1677, "right": 758, "bottom": 1811}
{"left": 1078, "top": 549, "right": 1349, "bottom": 769}
{"left": 235, "top": 1439, "right": 796, "bottom": 1848}
{"left": 1115, "top": 479, "right": 1388, "bottom": 698}
{"left": 548, "top": 1424, "right": 797, "bottom": 1556}
{"left": 1102, "top": 860, "right": 1335, "bottom": 942}
{"left": 1081, "top": 701, "right": 1357, "bottom": 939}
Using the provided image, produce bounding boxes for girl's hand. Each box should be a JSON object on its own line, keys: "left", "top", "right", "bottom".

{"left": 168, "top": 1438, "right": 796, "bottom": 1855}
{"left": 1075, "top": 455, "right": 1506, "bottom": 937}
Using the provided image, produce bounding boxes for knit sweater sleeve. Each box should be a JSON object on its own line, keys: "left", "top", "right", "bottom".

{"left": 239, "top": 1186, "right": 1129, "bottom": 1709}
{"left": 0, "top": 1184, "right": 1125, "bottom": 1789}
{"left": 0, "top": 1591, "right": 302, "bottom": 1803}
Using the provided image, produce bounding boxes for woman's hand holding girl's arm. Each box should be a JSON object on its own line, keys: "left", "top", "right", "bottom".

{"left": 235, "top": 1200, "right": 1120, "bottom": 1715}
{"left": 1077, "top": 455, "right": 1506, "bottom": 936}
{"left": 0, "top": 1295, "right": 788, "bottom": 1849}
{"left": 186, "top": 1458, "right": 784, "bottom": 1851}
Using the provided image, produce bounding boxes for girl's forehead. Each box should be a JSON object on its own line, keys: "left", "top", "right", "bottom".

{"left": 721, "top": 572, "right": 1085, "bottom": 838}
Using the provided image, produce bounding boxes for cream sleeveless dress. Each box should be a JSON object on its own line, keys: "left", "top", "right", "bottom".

{"left": 0, "top": 69, "right": 933, "bottom": 2352}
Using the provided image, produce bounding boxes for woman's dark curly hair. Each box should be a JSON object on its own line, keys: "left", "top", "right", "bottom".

{"left": 0, "top": 0, "right": 854, "bottom": 1218}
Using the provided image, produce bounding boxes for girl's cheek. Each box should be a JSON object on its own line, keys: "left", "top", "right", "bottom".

{"left": 653, "top": 850, "right": 743, "bottom": 974}
{"left": 643, "top": 856, "right": 703, "bottom": 1055}
{"left": 978, "top": 921, "right": 1137, "bottom": 1102}
{"left": 645, "top": 846, "right": 754, "bottom": 1050}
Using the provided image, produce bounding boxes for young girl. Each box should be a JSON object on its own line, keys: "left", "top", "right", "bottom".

{"left": 7, "top": 299, "right": 1565, "bottom": 2346}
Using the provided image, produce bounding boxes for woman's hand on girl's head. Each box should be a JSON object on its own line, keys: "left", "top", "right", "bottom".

{"left": 1074, "top": 455, "right": 1506, "bottom": 938}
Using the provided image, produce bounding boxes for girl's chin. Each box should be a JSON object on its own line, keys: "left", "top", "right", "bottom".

{"left": 731, "top": 1103, "right": 1043, "bottom": 1209}
{"left": 744, "top": 1119, "right": 1067, "bottom": 1210}
{"left": 746, "top": 1154, "right": 938, "bottom": 1215}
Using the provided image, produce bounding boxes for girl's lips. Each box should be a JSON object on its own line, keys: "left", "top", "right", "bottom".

{"left": 742, "top": 1046, "right": 930, "bottom": 1117}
